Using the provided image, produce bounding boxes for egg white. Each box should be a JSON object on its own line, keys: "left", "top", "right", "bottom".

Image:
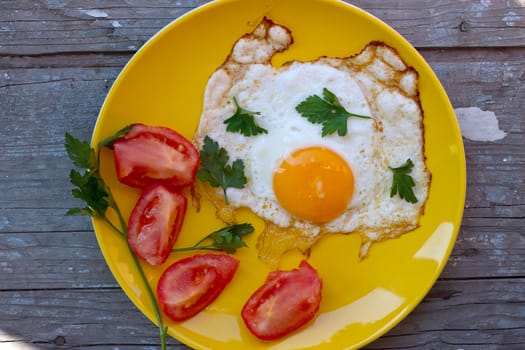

{"left": 194, "top": 19, "right": 430, "bottom": 247}
{"left": 240, "top": 62, "right": 380, "bottom": 223}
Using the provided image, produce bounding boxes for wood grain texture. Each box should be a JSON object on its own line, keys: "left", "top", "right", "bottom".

{"left": 1, "top": 0, "right": 524, "bottom": 55}
{"left": 0, "top": 289, "right": 186, "bottom": 349}
{"left": 1, "top": 1, "right": 524, "bottom": 349}
{"left": 1, "top": 279, "right": 524, "bottom": 349}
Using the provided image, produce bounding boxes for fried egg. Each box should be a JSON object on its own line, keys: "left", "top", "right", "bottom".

{"left": 193, "top": 19, "right": 430, "bottom": 265}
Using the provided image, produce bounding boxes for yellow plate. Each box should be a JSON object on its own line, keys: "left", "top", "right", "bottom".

{"left": 91, "top": 0, "right": 466, "bottom": 349}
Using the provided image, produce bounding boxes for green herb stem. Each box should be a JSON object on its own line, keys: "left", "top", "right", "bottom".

{"left": 102, "top": 216, "right": 125, "bottom": 237}
{"left": 126, "top": 240, "right": 168, "bottom": 350}
{"left": 172, "top": 245, "right": 221, "bottom": 253}
{"left": 171, "top": 223, "right": 253, "bottom": 254}
{"left": 222, "top": 188, "right": 229, "bottom": 206}
{"left": 101, "top": 203, "right": 168, "bottom": 350}
{"left": 67, "top": 131, "right": 253, "bottom": 350}
{"left": 66, "top": 131, "right": 167, "bottom": 350}
{"left": 112, "top": 195, "right": 167, "bottom": 350}
{"left": 347, "top": 111, "right": 372, "bottom": 119}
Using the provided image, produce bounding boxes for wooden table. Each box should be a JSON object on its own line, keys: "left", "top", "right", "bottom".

{"left": 1, "top": 1, "right": 524, "bottom": 349}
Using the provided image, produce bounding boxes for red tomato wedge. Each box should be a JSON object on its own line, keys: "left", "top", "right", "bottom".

{"left": 241, "top": 260, "right": 322, "bottom": 340}
{"left": 113, "top": 124, "right": 199, "bottom": 188}
{"left": 127, "top": 184, "right": 187, "bottom": 266}
{"left": 157, "top": 254, "right": 239, "bottom": 322}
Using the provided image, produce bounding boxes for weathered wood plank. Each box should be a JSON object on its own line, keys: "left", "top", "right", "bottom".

{"left": 367, "top": 278, "right": 525, "bottom": 350}
{"left": 1, "top": 224, "right": 525, "bottom": 293}
{"left": 0, "top": 52, "right": 132, "bottom": 69}
{"left": 0, "top": 231, "right": 116, "bottom": 290}
{"left": 0, "top": 66, "right": 117, "bottom": 234}
{"left": 359, "top": 0, "right": 525, "bottom": 48}
{"left": 0, "top": 0, "right": 203, "bottom": 55}
{"left": 426, "top": 56, "right": 525, "bottom": 131}
{"left": 444, "top": 222, "right": 525, "bottom": 279}
{"left": 1, "top": 279, "right": 524, "bottom": 349}
{"left": 0, "top": 0, "right": 524, "bottom": 56}
{"left": 0, "top": 288, "right": 186, "bottom": 349}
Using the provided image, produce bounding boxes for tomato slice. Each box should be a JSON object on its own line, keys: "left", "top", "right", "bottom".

{"left": 157, "top": 254, "right": 239, "bottom": 321}
{"left": 127, "top": 184, "right": 187, "bottom": 266}
{"left": 241, "top": 260, "right": 322, "bottom": 340}
{"left": 113, "top": 124, "right": 199, "bottom": 188}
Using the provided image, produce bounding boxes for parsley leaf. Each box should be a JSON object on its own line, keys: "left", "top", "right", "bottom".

{"left": 224, "top": 97, "right": 268, "bottom": 136}
{"left": 65, "top": 133, "right": 97, "bottom": 170}
{"left": 65, "top": 133, "right": 121, "bottom": 224}
{"left": 295, "top": 88, "right": 371, "bottom": 136}
{"left": 68, "top": 169, "right": 111, "bottom": 218}
{"left": 173, "top": 223, "right": 254, "bottom": 254}
{"left": 65, "top": 133, "right": 113, "bottom": 218}
{"left": 196, "top": 136, "right": 247, "bottom": 205}
{"left": 389, "top": 158, "right": 418, "bottom": 203}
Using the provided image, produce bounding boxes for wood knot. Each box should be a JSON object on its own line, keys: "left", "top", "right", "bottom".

{"left": 463, "top": 247, "right": 480, "bottom": 257}
{"left": 459, "top": 19, "right": 470, "bottom": 32}
{"left": 54, "top": 335, "right": 66, "bottom": 346}
{"left": 427, "top": 289, "right": 461, "bottom": 301}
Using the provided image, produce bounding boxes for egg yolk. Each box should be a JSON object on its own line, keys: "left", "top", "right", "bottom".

{"left": 273, "top": 147, "right": 354, "bottom": 223}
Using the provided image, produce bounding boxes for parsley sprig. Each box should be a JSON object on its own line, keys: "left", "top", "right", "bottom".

{"left": 65, "top": 131, "right": 168, "bottom": 349}
{"left": 65, "top": 134, "right": 120, "bottom": 225}
{"left": 65, "top": 129, "right": 253, "bottom": 350}
{"left": 224, "top": 97, "right": 268, "bottom": 136}
{"left": 196, "top": 136, "right": 247, "bottom": 205}
{"left": 295, "top": 87, "right": 371, "bottom": 136}
{"left": 389, "top": 158, "right": 418, "bottom": 203}
{"left": 173, "top": 223, "right": 253, "bottom": 254}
